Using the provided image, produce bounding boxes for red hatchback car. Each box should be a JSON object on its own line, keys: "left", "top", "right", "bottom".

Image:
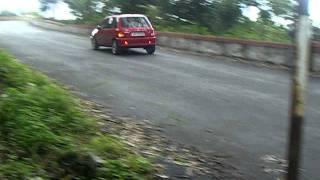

{"left": 90, "top": 14, "right": 156, "bottom": 55}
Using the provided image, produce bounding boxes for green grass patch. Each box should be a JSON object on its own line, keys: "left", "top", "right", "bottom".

{"left": 0, "top": 50, "right": 153, "bottom": 179}
{"left": 90, "top": 136, "right": 153, "bottom": 179}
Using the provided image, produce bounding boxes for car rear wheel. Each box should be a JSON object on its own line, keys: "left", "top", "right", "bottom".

{"left": 112, "top": 40, "right": 121, "bottom": 55}
{"left": 91, "top": 38, "right": 99, "bottom": 50}
{"left": 146, "top": 46, "right": 156, "bottom": 55}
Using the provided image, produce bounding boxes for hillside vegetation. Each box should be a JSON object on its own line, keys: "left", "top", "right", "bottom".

{"left": 40, "top": 0, "right": 296, "bottom": 43}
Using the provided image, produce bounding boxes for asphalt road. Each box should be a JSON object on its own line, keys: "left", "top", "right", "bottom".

{"left": 1, "top": 21, "right": 320, "bottom": 179}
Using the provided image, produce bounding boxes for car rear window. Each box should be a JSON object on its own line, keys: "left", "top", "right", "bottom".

{"left": 120, "top": 17, "right": 151, "bottom": 28}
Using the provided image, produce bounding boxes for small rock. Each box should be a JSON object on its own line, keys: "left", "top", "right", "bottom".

{"left": 205, "top": 129, "right": 214, "bottom": 134}
{"left": 129, "top": 106, "right": 136, "bottom": 110}
{"left": 99, "top": 114, "right": 111, "bottom": 119}
{"left": 197, "top": 158, "right": 206, "bottom": 163}
{"left": 0, "top": 94, "right": 8, "bottom": 98}
{"left": 89, "top": 153, "right": 105, "bottom": 165}
{"left": 155, "top": 174, "right": 170, "bottom": 179}
{"left": 186, "top": 167, "right": 194, "bottom": 177}
{"left": 97, "top": 122, "right": 104, "bottom": 126}
{"left": 29, "top": 177, "right": 44, "bottom": 180}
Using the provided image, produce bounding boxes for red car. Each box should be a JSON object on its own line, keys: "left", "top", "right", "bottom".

{"left": 90, "top": 14, "right": 156, "bottom": 55}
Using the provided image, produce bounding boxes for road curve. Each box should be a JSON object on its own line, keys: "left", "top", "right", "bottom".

{"left": 1, "top": 21, "right": 320, "bottom": 179}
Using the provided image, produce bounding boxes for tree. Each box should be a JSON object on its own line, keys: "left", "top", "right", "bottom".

{"left": 259, "top": 9, "right": 272, "bottom": 23}
{"left": 214, "top": 0, "right": 242, "bottom": 31}
{"left": 242, "top": 0, "right": 296, "bottom": 22}
{"left": 63, "top": 0, "right": 101, "bottom": 21}
{"left": 106, "top": 0, "right": 156, "bottom": 14}
{"left": 267, "top": 0, "right": 296, "bottom": 20}
{"left": 0, "top": 11, "right": 17, "bottom": 17}
{"left": 38, "top": 0, "right": 295, "bottom": 42}
{"left": 39, "top": 0, "right": 58, "bottom": 11}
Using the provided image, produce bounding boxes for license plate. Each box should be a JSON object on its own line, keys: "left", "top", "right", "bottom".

{"left": 131, "top": 32, "right": 145, "bottom": 37}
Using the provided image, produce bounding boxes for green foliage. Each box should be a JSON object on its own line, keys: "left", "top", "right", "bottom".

{"left": 156, "top": 24, "right": 211, "bottom": 35}
{"left": 89, "top": 136, "right": 129, "bottom": 159}
{"left": 22, "top": 12, "right": 43, "bottom": 18}
{"left": 224, "top": 18, "right": 292, "bottom": 42}
{"left": 266, "top": 0, "right": 296, "bottom": 20}
{"left": 0, "top": 50, "right": 153, "bottom": 179}
{"left": 0, "top": 85, "right": 93, "bottom": 154}
{"left": 38, "top": 0, "right": 295, "bottom": 42}
{"left": 98, "top": 157, "right": 152, "bottom": 180}
{"left": 0, "top": 161, "right": 36, "bottom": 179}
{"left": 0, "top": 53, "right": 49, "bottom": 88}
{"left": 64, "top": 0, "right": 104, "bottom": 23}
{"left": 90, "top": 136, "right": 153, "bottom": 179}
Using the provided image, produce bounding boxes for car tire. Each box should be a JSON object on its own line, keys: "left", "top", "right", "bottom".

{"left": 91, "top": 37, "right": 99, "bottom": 50}
{"left": 146, "top": 46, "right": 156, "bottom": 55}
{"left": 112, "top": 40, "right": 121, "bottom": 55}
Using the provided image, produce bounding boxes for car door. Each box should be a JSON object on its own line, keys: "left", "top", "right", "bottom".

{"left": 104, "top": 18, "right": 117, "bottom": 46}
{"left": 95, "top": 18, "right": 109, "bottom": 46}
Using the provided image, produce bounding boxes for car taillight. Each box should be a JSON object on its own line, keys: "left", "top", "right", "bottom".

{"left": 117, "top": 32, "right": 125, "bottom": 38}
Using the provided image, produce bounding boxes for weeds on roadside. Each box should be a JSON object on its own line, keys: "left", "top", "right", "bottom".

{"left": 0, "top": 50, "right": 153, "bottom": 179}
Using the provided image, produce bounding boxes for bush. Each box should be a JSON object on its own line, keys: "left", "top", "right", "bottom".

{"left": 0, "top": 52, "right": 49, "bottom": 88}
{"left": 224, "top": 19, "right": 292, "bottom": 43}
{"left": 0, "top": 161, "right": 36, "bottom": 179}
{"left": 0, "top": 50, "right": 153, "bottom": 179}
{"left": 155, "top": 23, "right": 211, "bottom": 35}
{"left": 0, "top": 51, "right": 93, "bottom": 157}
{"left": 89, "top": 136, "right": 129, "bottom": 159}
{"left": 0, "top": 86, "right": 92, "bottom": 155}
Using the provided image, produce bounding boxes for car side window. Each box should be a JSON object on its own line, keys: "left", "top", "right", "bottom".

{"left": 111, "top": 18, "right": 117, "bottom": 28}
{"left": 105, "top": 18, "right": 113, "bottom": 29}
{"left": 100, "top": 17, "right": 117, "bottom": 29}
{"left": 101, "top": 18, "right": 109, "bottom": 29}
{"left": 108, "top": 18, "right": 117, "bottom": 29}
{"left": 108, "top": 18, "right": 113, "bottom": 26}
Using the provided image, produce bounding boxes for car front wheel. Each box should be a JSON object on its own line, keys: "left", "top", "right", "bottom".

{"left": 91, "top": 37, "right": 99, "bottom": 50}
{"left": 146, "top": 46, "right": 156, "bottom": 55}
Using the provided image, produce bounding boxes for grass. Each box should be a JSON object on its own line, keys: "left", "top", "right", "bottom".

{"left": 0, "top": 50, "right": 153, "bottom": 179}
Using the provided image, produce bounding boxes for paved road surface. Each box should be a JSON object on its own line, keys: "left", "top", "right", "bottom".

{"left": 1, "top": 21, "right": 320, "bottom": 179}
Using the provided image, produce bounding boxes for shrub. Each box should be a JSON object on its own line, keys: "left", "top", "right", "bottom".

{"left": 0, "top": 50, "right": 94, "bottom": 157}
{"left": 0, "top": 161, "right": 36, "bottom": 179}
{"left": 0, "top": 50, "right": 153, "bottom": 179}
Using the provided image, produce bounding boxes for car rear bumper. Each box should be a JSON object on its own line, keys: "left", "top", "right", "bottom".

{"left": 116, "top": 37, "right": 156, "bottom": 48}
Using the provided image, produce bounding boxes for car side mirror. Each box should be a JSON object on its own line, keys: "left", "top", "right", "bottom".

{"left": 96, "top": 25, "right": 102, "bottom": 30}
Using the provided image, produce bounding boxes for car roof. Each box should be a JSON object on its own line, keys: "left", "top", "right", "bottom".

{"left": 105, "top": 14, "right": 147, "bottom": 19}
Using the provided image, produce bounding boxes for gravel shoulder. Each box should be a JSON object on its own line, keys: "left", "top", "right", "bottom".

{"left": 78, "top": 92, "right": 243, "bottom": 179}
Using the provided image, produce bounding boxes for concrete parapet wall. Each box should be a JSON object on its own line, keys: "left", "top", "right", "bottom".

{"left": 30, "top": 20, "right": 320, "bottom": 72}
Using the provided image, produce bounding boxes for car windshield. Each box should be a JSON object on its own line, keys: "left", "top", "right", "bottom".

{"left": 120, "top": 17, "right": 151, "bottom": 28}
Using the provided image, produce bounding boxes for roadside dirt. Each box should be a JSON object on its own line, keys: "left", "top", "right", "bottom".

{"left": 78, "top": 94, "right": 244, "bottom": 180}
